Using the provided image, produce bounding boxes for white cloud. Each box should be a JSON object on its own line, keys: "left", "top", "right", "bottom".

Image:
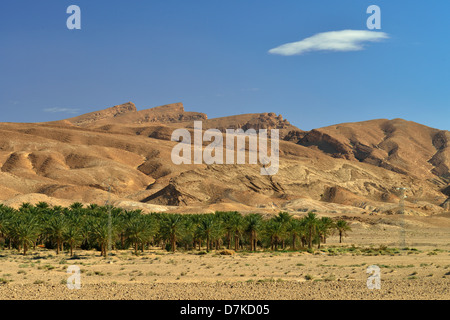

{"left": 43, "top": 107, "right": 80, "bottom": 114}
{"left": 268, "top": 30, "right": 389, "bottom": 56}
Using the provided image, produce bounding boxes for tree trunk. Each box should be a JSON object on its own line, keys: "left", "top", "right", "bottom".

{"left": 171, "top": 237, "right": 176, "bottom": 252}
{"left": 308, "top": 227, "right": 313, "bottom": 249}
{"left": 301, "top": 236, "right": 306, "bottom": 248}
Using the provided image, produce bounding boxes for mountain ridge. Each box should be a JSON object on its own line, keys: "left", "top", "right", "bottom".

{"left": 0, "top": 101, "right": 448, "bottom": 215}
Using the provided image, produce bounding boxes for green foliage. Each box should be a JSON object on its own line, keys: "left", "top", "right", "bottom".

{"left": 0, "top": 205, "right": 352, "bottom": 254}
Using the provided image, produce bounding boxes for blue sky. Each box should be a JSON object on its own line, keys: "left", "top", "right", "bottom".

{"left": 1, "top": 0, "right": 449, "bottom": 130}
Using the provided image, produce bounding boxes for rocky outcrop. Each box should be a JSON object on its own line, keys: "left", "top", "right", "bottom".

{"left": 284, "top": 119, "right": 450, "bottom": 182}
{"left": 65, "top": 102, "right": 207, "bottom": 127}
{"left": 295, "top": 130, "right": 352, "bottom": 159}
{"left": 429, "top": 131, "right": 450, "bottom": 177}
{"left": 442, "top": 185, "right": 450, "bottom": 197}
{"left": 191, "top": 112, "right": 300, "bottom": 139}
{"left": 441, "top": 198, "right": 450, "bottom": 210}
{"left": 128, "top": 103, "right": 207, "bottom": 124}
{"left": 66, "top": 102, "right": 137, "bottom": 126}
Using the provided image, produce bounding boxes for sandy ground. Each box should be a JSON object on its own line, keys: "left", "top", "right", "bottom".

{"left": 0, "top": 213, "right": 449, "bottom": 300}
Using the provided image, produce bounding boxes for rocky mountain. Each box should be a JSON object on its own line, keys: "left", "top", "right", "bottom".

{"left": 63, "top": 102, "right": 138, "bottom": 126}
{"left": 285, "top": 118, "right": 450, "bottom": 182}
{"left": 63, "top": 102, "right": 207, "bottom": 127}
{"left": 192, "top": 112, "right": 300, "bottom": 139}
{"left": 0, "top": 102, "right": 448, "bottom": 215}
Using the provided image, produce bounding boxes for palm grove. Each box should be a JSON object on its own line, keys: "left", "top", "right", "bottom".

{"left": 0, "top": 203, "right": 351, "bottom": 256}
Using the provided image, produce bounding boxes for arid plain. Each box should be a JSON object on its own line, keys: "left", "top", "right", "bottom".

{"left": 0, "top": 212, "right": 449, "bottom": 300}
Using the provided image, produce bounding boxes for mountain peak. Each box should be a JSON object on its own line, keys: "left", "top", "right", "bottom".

{"left": 113, "top": 102, "right": 137, "bottom": 113}
{"left": 62, "top": 102, "right": 207, "bottom": 127}
{"left": 149, "top": 102, "right": 185, "bottom": 113}
{"left": 65, "top": 102, "right": 137, "bottom": 126}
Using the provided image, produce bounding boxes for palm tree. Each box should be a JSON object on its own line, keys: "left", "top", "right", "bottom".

{"left": 52, "top": 205, "right": 63, "bottom": 212}
{"left": 45, "top": 214, "right": 68, "bottom": 254}
{"left": 61, "top": 210, "right": 85, "bottom": 256}
{"left": 92, "top": 219, "right": 110, "bottom": 257}
{"left": 114, "top": 210, "right": 132, "bottom": 250}
{"left": 303, "top": 212, "right": 318, "bottom": 249}
{"left": 197, "top": 215, "right": 216, "bottom": 252}
{"left": 216, "top": 211, "right": 239, "bottom": 250}
{"left": 0, "top": 205, "right": 14, "bottom": 246}
{"left": 160, "top": 214, "right": 184, "bottom": 252}
{"left": 335, "top": 220, "right": 351, "bottom": 243}
{"left": 88, "top": 203, "right": 99, "bottom": 210}
{"left": 35, "top": 202, "right": 50, "bottom": 209}
{"left": 274, "top": 212, "right": 292, "bottom": 249}
{"left": 9, "top": 214, "right": 41, "bottom": 255}
{"left": 79, "top": 215, "right": 94, "bottom": 250}
{"left": 317, "top": 217, "right": 335, "bottom": 247}
{"left": 64, "top": 224, "right": 83, "bottom": 256}
{"left": 245, "top": 214, "right": 263, "bottom": 251}
{"left": 124, "top": 216, "right": 156, "bottom": 254}
{"left": 265, "top": 219, "right": 284, "bottom": 250}
{"left": 210, "top": 218, "right": 224, "bottom": 250}
{"left": 178, "top": 214, "right": 196, "bottom": 250}
{"left": 19, "top": 202, "right": 33, "bottom": 212}
{"left": 229, "top": 213, "right": 244, "bottom": 251}
{"left": 142, "top": 214, "right": 159, "bottom": 250}
{"left": 69, "top": 202, "right": 84, "bottom": 210}
{"left": 287, "top": 218, "right": 303, "bottom": 250}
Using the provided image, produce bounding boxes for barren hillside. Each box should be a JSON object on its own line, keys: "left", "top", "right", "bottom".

{"left": 285, "top": 119, "right": 450, "bottom": 181}
{"left": 0, "top": 102, "right": 448, "bottom": 215}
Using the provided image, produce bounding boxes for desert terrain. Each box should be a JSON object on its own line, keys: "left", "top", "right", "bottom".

{"left": 0, "top": 101, "right": 449, "bottom": 300}
{"left": 0, "top": 212, "right": 449, "bottom": 300}
{"left": 0, "top": 101, "right": 448, "bottom": 215}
